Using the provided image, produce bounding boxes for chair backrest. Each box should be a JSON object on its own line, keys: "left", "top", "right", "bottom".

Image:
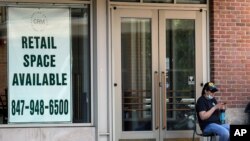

{"left": 193, "top": 105, "right": 203, "bottom": 136}
{"left": 194, "top": 102, "right": 201, "bottom": 130}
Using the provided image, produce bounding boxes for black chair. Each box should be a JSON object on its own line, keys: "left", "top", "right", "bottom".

{"left": 192, "top": 122, "right": 216, "bottom": 141}
{"left": 192, "top": 104, "right": 217, "bottom": 141}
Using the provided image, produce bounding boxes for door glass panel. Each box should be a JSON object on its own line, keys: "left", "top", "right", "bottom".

{"left": 165, "top": 19, "right": 196, "bottom": 130}
{"left": 121, "top": 18, "right": 152, "bottom": 131}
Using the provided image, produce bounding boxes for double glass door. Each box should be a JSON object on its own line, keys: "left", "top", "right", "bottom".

{"left": 112, "top": 8, "right": 206, "bottom": 141}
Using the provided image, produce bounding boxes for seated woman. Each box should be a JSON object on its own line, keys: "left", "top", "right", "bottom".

{"left": 196, "top": 82, "right": 230, "bottom": 141}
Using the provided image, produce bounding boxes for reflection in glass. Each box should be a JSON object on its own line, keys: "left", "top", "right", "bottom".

{"left": 110, "top": 0, "right": 206, "bottom": 4}
{"left": 121, "top": 18, "right": 152, "bottom": 131}
{"left": 165, "top": 19, "right": 195, "bottom": 130}
{"left": 110, "top": 0, "right": 140, "bottom": 2}
{"left": 120, "top": 139, "right": 155, "bottom": 141}
{"left": 176, "top": 0, "right": 206, "bottom": 4}
{"left": 143, "top": 0, "right": 173, "bottom": 3}
{"left": 71, "top": 7, "right": 91, "bottom": 123}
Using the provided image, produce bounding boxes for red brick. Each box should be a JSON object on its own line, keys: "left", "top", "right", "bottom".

{"left": 211, "top": 1, "right": 250, "bottom": 108}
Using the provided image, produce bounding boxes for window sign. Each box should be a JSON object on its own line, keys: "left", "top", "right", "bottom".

{"left": 8, "top": 7, "right": 71, "bottom": 123}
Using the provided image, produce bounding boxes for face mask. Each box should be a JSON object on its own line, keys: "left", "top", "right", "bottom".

{"left": 207, "top": 95, "right": 213, "bottom": 99}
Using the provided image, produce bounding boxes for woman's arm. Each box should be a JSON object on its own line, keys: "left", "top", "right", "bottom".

{"left": 199, "top": 103, "right": 223, "bottom": 120}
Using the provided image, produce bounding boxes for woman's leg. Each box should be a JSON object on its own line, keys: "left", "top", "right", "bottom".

{"left": 203, "top": 123, "right": 230, "bottom": 141}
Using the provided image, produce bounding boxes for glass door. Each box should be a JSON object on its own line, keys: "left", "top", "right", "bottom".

{"left": 112, "top": 8, "right": 206, "bottom": 141}
{"left": 159, "top": 10, "right": 205, "bottom": 140}
{"left": 112, "top": 9, "right": 159, "bottom": 141}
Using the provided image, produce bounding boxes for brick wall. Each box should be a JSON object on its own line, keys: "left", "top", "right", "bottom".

{"left": 210, "top": 0, "right": 250, "bottom": 108}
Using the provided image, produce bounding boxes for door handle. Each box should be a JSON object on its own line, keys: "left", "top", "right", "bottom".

{"left": 154, "top": 71, "right": 159, "bottom": 129}
{"left": 161, "top": 72, "right": 167, "bottom": 129}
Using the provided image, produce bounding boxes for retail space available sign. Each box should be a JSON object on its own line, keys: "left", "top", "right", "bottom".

{"left": 8, "top": 8, "right": 71, "bottom": 123}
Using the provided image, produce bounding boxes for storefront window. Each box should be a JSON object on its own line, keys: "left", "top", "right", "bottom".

{"left": 0, "top": 5, "right": 91, "bottom": 124}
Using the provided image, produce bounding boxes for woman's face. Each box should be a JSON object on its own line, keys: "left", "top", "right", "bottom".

{"left": 205, "top": 90, "right": 215, "bottom": 99}
{"left": 209, "top": 91, "right": 216, "bottom": 96}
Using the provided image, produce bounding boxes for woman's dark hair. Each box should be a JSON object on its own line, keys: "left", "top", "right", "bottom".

{"left": 201, "top": 82, "right": 209, "bottom": 95}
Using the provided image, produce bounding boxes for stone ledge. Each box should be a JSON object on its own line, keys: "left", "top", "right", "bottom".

{"left": 226, "top": 108, "right": 248, "bottom": 125}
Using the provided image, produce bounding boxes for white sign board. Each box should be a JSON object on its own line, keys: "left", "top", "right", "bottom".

{"left": 8, "top": 7, "right": 71, "bottom": 123}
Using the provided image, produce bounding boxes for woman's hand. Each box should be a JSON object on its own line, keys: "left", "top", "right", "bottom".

{"left": 215, "top": 103, "right": 226, "bottom": 110}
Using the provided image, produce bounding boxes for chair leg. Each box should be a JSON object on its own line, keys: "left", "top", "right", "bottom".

{"left": 210, "top": 136, "right": 213, "bottom": 141}
{"left": 206, "top": 136, "right": 212, "bottom": 141}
